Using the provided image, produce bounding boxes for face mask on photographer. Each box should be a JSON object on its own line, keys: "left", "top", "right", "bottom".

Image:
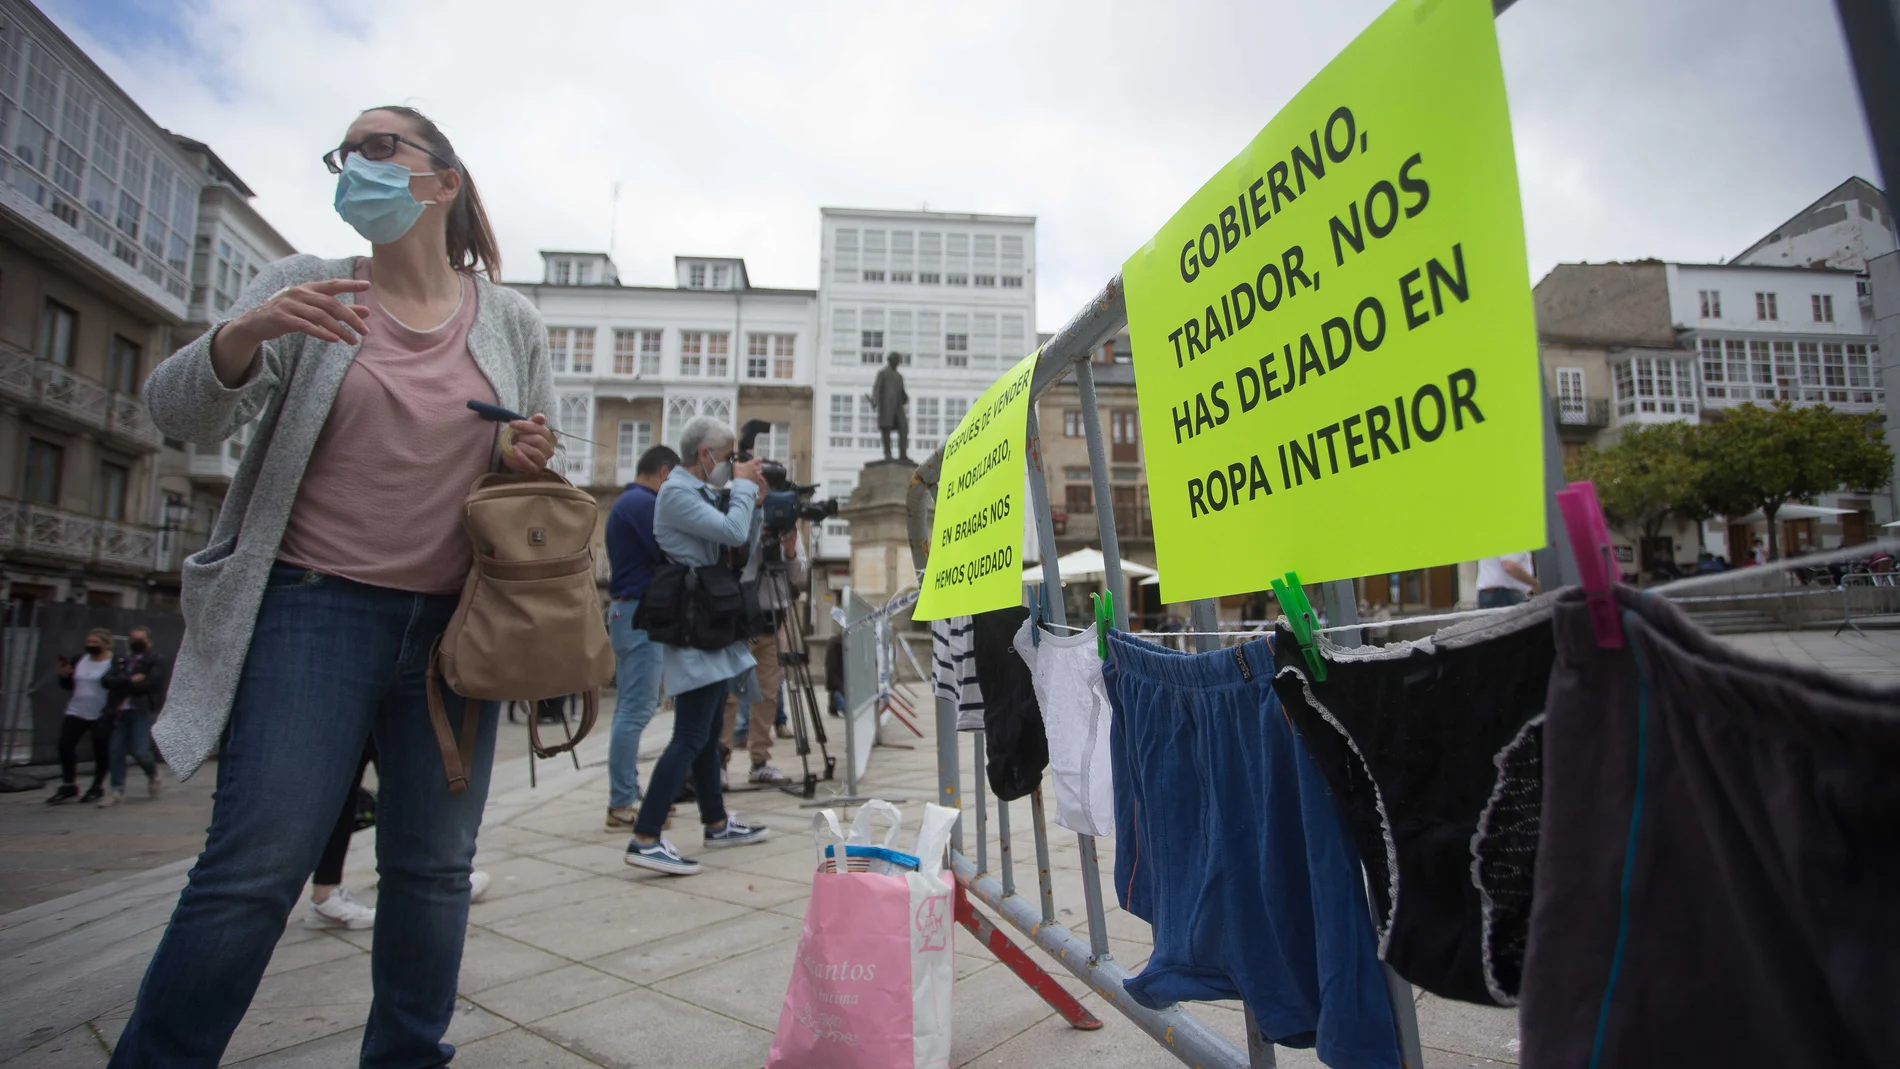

{"left": 705, "top": 459, "right": 733, "bottom": 489}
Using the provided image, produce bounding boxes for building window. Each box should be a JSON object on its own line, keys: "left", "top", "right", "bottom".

{"left": 1847, "top": 343, "right": 1879, "bottom": 404}
{"left": 1773, "top": 341, "right": 1797, "bottom": 400}
{"left": 1700, "top": 339, "right": 1725, "bottom": 399}
{"left": 1001, "top": 235, "right": 1024, "bottom": 289}
{"left": 108, "top": 336, "right": 141, "bottom": 393}
{"left": 706, "top": 332, "right": 729, "bottom": 377}
{"left": 617, "top": 420, "right": 653, "bottom": 477}
{"left": 862, "top": 230, "right": 887, "bottom": 285}
{"left": 862, "top": 270, "right": 886, "bottom": 283}
{"left": 680, "top": 331, "right": 704, "bottom": 376}
{"left": 860, "top": 328, "right": 885, "bottom": 365}
{"left": 638, "top": 330, "right": 663, "bottom": 376}
{"left": 914, "top": 396, "right": 940, "bottom": 450}
{"left": 1063, "top": 410, "right": 1082, "bottom": 437}
{"left": 712, "top": 264, "right": 729, "bottom": 289}
{"left": 751, "top": 421, "right": 793, "bottom": 469}
{"left": 890, "top": 231, "right": 913, "bottom": 284}
{"left": 1822, "top": 342, "right": 1848, "bottom": 401}
{"left": 834, "top": 229, "right": 858, "bottom": 283}
{"left": 945, "top": 329, "right": 969, "bottom": 368}
{"left": 772, "top": 334, "right": 795, "bottom": 380}
{"left": 95, "top": 461, "right": 127, "bottom": 520}
{"left": 1555, "top": 367, "right": 1586, "bottom": 420}
{"left": 1065, "top": 484, "right": 1092, "bottom": 515}
{"left": 1754, "top": 291, "right": 1778, "bottom": 321}
{"left": 38, "top": 299, "right": 75, "bottom": 366}
{"left": 946, "top": 232, "right": 970, "bottom": 286}
{"left": 1812, "top": 294, "right": 1834, "bottom": 323}
{"left": 974, "top": 275, "right": 996, "bottom": 287}
{"left": 919, "top": 232, "right": 942, "bottom": 284}
{"left": 746, "top": 333, "right": 770, "bottom": 380}
{"left": 547, "top": 327, "right": 570, "bottom": 373}
{"left": 550, "top": 260, "right": 572, "bottom": 285}
{"left": 569, "top": 328, "right": 595, "bottom": 374}
{"left": 1001, "top": 276, "right": 1023, "bottom": 288}
{"left": 689, "top": 264, "right": 706, "bottom": 289}
{"left": 1613, "top": 356, "right": 1697, "bottom": 415}
{"left": 943, "top": 397, "right": 968, "bottom": 440}
{"left": 1111, "top": 409, "right": 1139, "bottom": 462}
{"left": 1698, "top": 289, "right": 1721, "bottom": 318}
{"left": 613, "top": 329, "right": 641, "bottom": 376}
{"left": 858, "top": 396, "right": 880, "bottom": 449}
{"left": 1797, "top": 342, "right": 1822, "bottom": 400}
{"left": 918, "top": 273, "right": 941, "bottom": 285}
{"left": 23, "top": 438, "right": 63, "bottom": 505}
{"left": 829, "top": 394, "right": 855, "bottom": 448}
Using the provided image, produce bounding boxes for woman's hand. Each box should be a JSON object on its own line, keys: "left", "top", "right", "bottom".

{"left": 212, "top": 279, "right": 373, "bottom": 387}
{"left": 501, "top": 414, "right": 558, "bottom": 473}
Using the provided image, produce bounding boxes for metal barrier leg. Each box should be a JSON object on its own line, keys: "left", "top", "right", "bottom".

{"left": 1031, "top": 787, "right": 1057, "bottom": 926}
{"left": 975, "top": 731, "right": 989, "bottom": 875}
{"left": 938, "top": 695, "right": 963, "bottom": 855}
{"left": 1243, "top": 1006, "right": 1278, "bottom": 1068}
{"left": 957, "top": 885, "right": 1105, "bottom": 1030}
{"left": 998, "top": 796, "right": 1017, "bottom": 898}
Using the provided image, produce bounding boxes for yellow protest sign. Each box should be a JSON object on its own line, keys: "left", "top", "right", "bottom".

{"left": 914, "top": 349, "right": 1039, "bottom": 621}
{"left": 1122, "top": 0, "right": 1542, "bottom": 602}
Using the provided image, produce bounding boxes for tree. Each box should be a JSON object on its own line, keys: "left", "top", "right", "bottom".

{"left": 1565, "top": 422, "right": 1704, "bottom": 546}
{"left": 1696, "top": 402, "right": 1894, "bottom": 560}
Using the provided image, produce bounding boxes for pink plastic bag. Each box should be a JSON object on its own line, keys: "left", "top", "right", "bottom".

{"left": 768, "top": 806, "right": 956, "bottom": 1069}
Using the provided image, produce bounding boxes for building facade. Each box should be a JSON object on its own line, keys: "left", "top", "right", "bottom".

{"left": 508, "top": 251, "right": 817, "bottom": 583}
{"left": 1536, "top": 251, "right": 1890, "bottom": 567}
{"left": 0, "top": 0, "right": 215, "bottom": 611}
{"left": 813, "top": 208, "right": 1036, "bottom": 564}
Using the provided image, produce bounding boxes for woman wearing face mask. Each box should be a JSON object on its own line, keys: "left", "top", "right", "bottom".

{"left": 623, "top": 416, "right": 773, "bottom": 876}
{"left": 110, "top": 106, "right": 556, "bottom": 1068}
{"left": 44, "top": 628, "right": 118, "bottom": 805}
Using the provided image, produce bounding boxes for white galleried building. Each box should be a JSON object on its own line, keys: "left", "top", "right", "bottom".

{"left": 813, "top": 208, "right": 1036, "bottom": 562}
{"left": 508, "top": 251, "right": 817, "bottom": 576}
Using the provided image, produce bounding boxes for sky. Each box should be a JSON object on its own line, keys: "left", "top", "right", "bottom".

{"left": 45, "top": 0, "right": 1880, "bottom": 334}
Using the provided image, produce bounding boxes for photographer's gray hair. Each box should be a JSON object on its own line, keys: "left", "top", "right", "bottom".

{"left": 678, "top": 415, "right": 735, "bottom": 462}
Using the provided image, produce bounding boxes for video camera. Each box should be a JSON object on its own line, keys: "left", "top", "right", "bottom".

{"left": 736, "top": 419, "right": 840, "bottom": 537}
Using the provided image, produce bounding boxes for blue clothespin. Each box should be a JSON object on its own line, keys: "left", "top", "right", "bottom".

{"left": 1270, "top": 571, "right": 1327, "bottom": 682}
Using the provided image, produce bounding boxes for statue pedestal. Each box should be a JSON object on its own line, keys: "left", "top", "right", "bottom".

{"left": 838, "top": 460, "right": 918, "bottom": 607}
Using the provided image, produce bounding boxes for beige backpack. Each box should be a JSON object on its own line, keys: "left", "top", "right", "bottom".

{"left": 427, "top": 469, "right": 615, "bottom": 792}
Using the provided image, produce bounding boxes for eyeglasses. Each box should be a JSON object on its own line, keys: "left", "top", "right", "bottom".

{"left": 322, "top": 132, "right": 456, "bottom": 174}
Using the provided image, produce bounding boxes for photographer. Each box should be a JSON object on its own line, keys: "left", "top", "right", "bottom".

{"left": 726, "top": 527, "right": 808, "bottom": 786}
{"left": 625, "top": 416, "right": 772, "bottom": 876}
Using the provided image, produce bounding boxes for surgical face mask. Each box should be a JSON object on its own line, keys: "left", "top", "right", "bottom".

{"left": 333, "top": 154, "right": 436, "bottom": 244}
{"left": 706, "top": 459, "right": 733, "bottom": 489}
{"left": 129, "top": 639, "right": 148, "bottom": 654}
{"left": 85, "top": 645, "right": 104, "bottom": 655}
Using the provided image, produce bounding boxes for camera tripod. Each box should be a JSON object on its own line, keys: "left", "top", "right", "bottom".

{"left": 748, "top": 548, "right": 837, "bottom": 799}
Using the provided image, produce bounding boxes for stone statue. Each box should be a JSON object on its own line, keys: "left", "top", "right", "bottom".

{"left": 870, "top": 352, "right": 910, "bottom": 462}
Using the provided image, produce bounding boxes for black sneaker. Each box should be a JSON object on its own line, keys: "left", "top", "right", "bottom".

{"left": 624, "top": 838, "right": 700, "bottom": 876}
{"left": 45, "top": 784, "right": 77, "bottom": 805}
{"left": 703, "top": 815, "right": 770, "bottom": 848}
{"left": 79, "top": 785, "right": 104, "bottom": 804}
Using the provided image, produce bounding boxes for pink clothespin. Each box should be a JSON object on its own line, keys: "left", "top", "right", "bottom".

{"left": 1555, "top": 480, "right": 1625, "bottom": 649}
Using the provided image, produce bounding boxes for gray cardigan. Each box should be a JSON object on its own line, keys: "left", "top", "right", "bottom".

{"left": 146, "top": 254, "right": 555, "bottom": 780}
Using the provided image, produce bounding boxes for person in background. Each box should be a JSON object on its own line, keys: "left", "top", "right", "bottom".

{"left": 110, "top": 105, "right": 556, "bottom": 1068}
{"left": 98, "top": 625, "right": 166, "bottom": 807}
{"left": 825, "top": 625, "right": 846, "bottom": 718}
{"left": 1750, "top": 536, "right": 1768, "bottom": 566}
{"left": 726, "top": 527, "right": 807, "bottom": 787}
{"left": 46, "top": 628, "right": 117, "bottom": 805}
{"left": 604, "top": 444, "right": 680, "bottom": 830}
{"left": 304, "top": 744, "right": 495, "bottom": 930}
{"left": 624, "top": 416, "right": 772, "bottom": 876}
{"left": 1476, "top": 551, "right": 1539, "bottom": 609}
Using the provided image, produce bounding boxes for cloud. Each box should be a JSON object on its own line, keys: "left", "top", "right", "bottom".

{"left": 43, "top": 0, "right": 1876, "bottom": 329}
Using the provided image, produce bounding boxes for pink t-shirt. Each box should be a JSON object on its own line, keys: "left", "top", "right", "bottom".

{"left": 277, "top": 261, "right": 498, "bottom": 594}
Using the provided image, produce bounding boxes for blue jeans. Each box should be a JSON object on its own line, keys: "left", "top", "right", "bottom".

{"left": 632, "top": 679, "right": 729, "bottom": 839}
{"left": 110, "top": 565, "right": 498, "bottom": 1069}
{"left": 608, "top": 599, "right": 664, "bottom": 809}
{"left": 109, "top": 707, "right": 157, "bottom": 789}
{"left": 1478, "top": 588, "right": 1529, "bottom": 610}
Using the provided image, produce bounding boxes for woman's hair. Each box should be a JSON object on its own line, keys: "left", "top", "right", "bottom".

{"left": 85, "top": 627, "right": 113, "bottom": 645}
{"left": 679, "top": 416, "right": 735, "bottom": 463}
{"left": 366, "top": 105, "right": 502, "bottom": 282}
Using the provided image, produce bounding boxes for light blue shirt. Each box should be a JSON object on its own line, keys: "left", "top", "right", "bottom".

{"left": 654, "top": 466, "right": 760, "bottom": 697}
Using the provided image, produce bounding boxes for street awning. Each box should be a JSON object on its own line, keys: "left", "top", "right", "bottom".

{"left": 1021, "top": 547, "right": 1158, "bottom": 584}
{"left": 1730, "top": 504, "right": 1858, "bottom": 523}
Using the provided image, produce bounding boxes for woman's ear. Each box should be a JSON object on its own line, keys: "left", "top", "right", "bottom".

{"left": 432, "top": 167, "right": 462, "bottom": 206}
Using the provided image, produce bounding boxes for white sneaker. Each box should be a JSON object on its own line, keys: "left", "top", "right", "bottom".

{"left": 306, "top": 887, "right": 376, "bottom": 930}
{"left": 96, "top": 790, "right": 123, "bottom": 809}
{"left": 748, "top": 763, "right": 791, "bottom": 786}
{"left": 469, "top": 871, "right": 491, "bottom": 903}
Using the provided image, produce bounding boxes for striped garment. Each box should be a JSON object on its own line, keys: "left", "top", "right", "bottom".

{"left": 930, "top": 615, "right": 985, "bottom": 730}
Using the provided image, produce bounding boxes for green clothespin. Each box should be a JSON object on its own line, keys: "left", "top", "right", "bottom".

{"left": 1270, "top": 571, "right": 1327, "bottom": 682}
{"left": 1092, "top": 590, "right": 1114, "bottom": 659}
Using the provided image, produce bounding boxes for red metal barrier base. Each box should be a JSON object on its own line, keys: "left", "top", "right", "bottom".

{"left": 955, "top": 885, "right": 1104, "bottom": 1030}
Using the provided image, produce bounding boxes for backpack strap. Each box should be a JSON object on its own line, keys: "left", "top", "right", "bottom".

{"left": 425, "top": 637, "right": 481, "bottom": 794}
{"left": 527, "top": 691, "right": 600, "bottom": 759}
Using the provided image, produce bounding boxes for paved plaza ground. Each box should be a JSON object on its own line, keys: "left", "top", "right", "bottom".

{"left": 1, "top": 627, "right": 1894, "bottom": 1068}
